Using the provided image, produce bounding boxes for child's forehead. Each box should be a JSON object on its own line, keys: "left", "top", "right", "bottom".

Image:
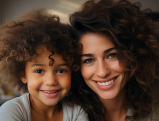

{"left": 30, "top": 45, "right": 67, "bottom": 65}
{"left": 33, "top": 46, "right": 55, "bottom": 59}
{"left": 35, "top": 44, "right": 54, "bottom": 54}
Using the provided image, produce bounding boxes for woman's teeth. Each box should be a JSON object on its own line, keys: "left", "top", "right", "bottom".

{"left": 96, "top": 78, "right": 115, "bottom": 86}
{"left": 43, "top": 90, "right": 58, "bottom": 93}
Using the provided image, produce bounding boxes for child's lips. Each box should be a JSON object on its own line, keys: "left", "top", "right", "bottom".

{"left": 42, "top": 90, "right": 58, "bottom": 93}
{"left": 40, "top": 89, "right": 61, "bottom": 93}
{"left": 41, "top": 89, "right": 61, "bottom": 98}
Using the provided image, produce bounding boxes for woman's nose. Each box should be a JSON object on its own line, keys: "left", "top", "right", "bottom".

{"left": 96, "top": 61, "right": 110, "bottom": 78}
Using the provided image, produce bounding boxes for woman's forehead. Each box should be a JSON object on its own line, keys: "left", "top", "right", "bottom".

{"left": 80, "top": 33, "right": 115, "bottom": 52}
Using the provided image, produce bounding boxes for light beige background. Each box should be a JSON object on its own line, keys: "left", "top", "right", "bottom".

{"left": 0, "top": 0, "right": 159, "bottom": 25}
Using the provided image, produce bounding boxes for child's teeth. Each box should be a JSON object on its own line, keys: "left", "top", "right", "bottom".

{"left": 43, "top": 90, "right": 57, "bottom": 93}
{"left": 97, "top": 79, "right": 115, "bottom": 86}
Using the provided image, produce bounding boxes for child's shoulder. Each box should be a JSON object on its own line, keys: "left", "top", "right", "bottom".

{"left": 62, "top": 100, "right": 89, "bottom": 121}
{"left": 0, "top": 93, "right": 31, "bottom": 121}
{"left": 0, "top": 93, "right": 30, "bottom": 108}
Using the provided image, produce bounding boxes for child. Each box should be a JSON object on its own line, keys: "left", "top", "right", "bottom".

{"left": 0, "top": 9, "right": 88, "bottom": 121}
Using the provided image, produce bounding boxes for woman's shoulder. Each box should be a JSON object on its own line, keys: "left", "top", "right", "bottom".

{"left": 61, "top": 100, "right": 89, "bottom": 121}
{"left": 146, "top": 104, "right": 159, "bottom": 121}
{"left": 127, "top": 104, "right": 159, "bottom": 121}
{"left": 0, "top": 93, "right": 31, "bottom": 121}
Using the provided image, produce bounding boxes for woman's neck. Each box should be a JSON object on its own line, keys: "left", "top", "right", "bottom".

{"left": 99, "top": 87, "right": 128, "bottom": 121}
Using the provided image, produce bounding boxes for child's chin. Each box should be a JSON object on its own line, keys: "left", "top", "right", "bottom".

{"left": 44, "top": 101, "right": 59, "bottom": 106}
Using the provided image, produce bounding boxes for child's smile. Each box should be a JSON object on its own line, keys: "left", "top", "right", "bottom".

{"left": 41, "top": 89, "right": 61, "bottom": 98}
{"left": 21, "top": 45, "right": 72, "bottom": 106}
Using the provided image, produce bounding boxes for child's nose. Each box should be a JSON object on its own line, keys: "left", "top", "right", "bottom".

{"left": 44, "top": 74, "right": 58, "bottom": 86}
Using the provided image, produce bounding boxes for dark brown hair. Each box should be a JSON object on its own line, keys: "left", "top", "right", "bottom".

{"left": 69, "top": 0, "right": 159, "bottom": 120}
{"left": 0, "top": 9, "right": 80, "bottom": 93}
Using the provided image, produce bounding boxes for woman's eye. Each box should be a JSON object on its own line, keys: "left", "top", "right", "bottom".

{"left": 83, "top": 59, "right": 94, "bottom": 64}
{"left": 34, "top": 69, "right": 44, "bottom": 74}
{"left": 108, "top": 53, "right": 117, "bottom": 59}
{"left": 56, "top": 69, "right": 67, "bottom": 73}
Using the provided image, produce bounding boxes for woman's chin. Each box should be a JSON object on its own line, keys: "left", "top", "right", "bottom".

{"left": 98, "top": 91, "right": 119, "bottom": 100}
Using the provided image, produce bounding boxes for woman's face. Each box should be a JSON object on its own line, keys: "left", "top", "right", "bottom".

{"left": 79, "top": 32, "right": 128, "bottom": 100}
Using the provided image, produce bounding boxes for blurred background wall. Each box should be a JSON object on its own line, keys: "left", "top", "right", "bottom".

{"left": 0, "top": 0, "right": 88, "bottom": 24}
{"left": 0, "top": 0, "right": 159, "bottom": 25}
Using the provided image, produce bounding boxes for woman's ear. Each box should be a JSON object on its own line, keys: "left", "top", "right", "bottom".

{"left": 20, "top": 72, "right": 27, "bottom": 84}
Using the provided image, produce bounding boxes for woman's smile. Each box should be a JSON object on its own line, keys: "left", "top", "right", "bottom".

{"left": 93, "top": 76, "right": 118, "bottom": 90}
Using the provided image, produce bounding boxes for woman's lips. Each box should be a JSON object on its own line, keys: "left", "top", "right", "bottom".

{"left": 40, "top": 89, "right": 61, "bottom": 98}
{"left": 93, "top": 76, "right": 118, "bottom": 90}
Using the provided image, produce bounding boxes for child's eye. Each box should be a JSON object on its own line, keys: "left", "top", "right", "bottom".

{"left": 34, "top": 69, "right": 44, "bottom": 74}
{"left": 83, "top": 59, "right": 94, "bottom": 64}
{"left": 56, "top": 69, "right": 67, "bottom": 73}
{"left": 108, "top": 53, "right": 117, "bottom": 59}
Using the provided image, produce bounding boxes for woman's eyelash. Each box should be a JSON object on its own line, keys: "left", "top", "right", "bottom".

{"left": 108, "top": 53, "right": 117, "bottom": 59}
{"left": 83, "top": 59, "right": 94, "bottom": 63}
{"left": 34, "top": 69, "right": 44, "bottom": 73}
{"left": 56, "top": 69, "right": 67, "bottom": 73}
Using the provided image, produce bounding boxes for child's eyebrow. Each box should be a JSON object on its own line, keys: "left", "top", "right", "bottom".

{"left": 31, "top": 64, "right": 46, "bottom": 67}
{"left": 31, "top": 63, "right": 69, "bottom": 67}
{"left": 57, "top": 63, "right": 69, "bottom": 67}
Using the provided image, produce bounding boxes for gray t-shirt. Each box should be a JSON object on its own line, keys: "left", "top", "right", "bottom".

{"left": 0, "top": 93, "right": 89, "bottom": 121}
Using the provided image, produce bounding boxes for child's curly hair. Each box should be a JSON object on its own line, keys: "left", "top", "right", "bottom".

{"left": 0, "top": 9, "right": 80, "bottom": 93}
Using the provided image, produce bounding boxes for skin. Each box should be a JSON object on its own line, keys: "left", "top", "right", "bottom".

{"left": 79, "top": 32, "right": 129, "bottom": 121}
{"left": 20, "top": 45, "right": 71, "bottom": 121}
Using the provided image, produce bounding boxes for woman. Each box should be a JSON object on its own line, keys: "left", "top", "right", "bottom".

{"left": 69, "top": 0, "right": 159, "bottom": 121}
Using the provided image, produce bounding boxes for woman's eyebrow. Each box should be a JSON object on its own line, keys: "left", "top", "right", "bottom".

{"left": 80, "top": 54, "right": 94, "bottom": 57}
{"left": 104, "top": 47, "right": 116, "bottom": 54}
{"left": 80, "top": 47, "right": 116, "bottom": 57}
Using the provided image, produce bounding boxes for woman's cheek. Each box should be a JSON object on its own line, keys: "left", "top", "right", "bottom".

{"left": 108, "top": 60, "right": 124, "bottom": 73}
{"left": 81, "top": 65, "right": 94, "bottom": 80}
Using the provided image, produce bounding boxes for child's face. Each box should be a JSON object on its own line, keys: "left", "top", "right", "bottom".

{"left": 21, "top": 45, "right": 71, "bottom": 106}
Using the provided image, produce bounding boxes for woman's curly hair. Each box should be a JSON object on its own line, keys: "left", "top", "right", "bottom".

{"left": 69, "top": 0, "right": 159, "bottom": 120}
{"left": 0, "top": 9, "right": 80, "bottom": 93}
